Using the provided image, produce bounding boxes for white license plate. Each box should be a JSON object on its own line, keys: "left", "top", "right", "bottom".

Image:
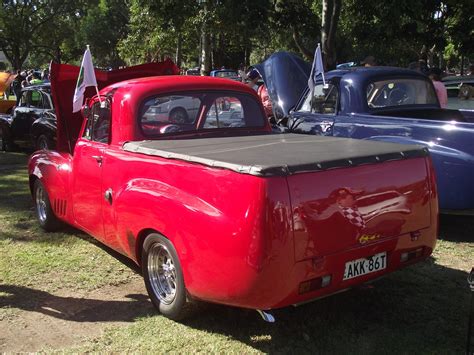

{"left": 343, "top": 252, "right": 387, "bottom": 280}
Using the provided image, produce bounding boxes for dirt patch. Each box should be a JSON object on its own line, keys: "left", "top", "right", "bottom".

{"left": 0, "top": 277, "right": 155, "bottom": 352}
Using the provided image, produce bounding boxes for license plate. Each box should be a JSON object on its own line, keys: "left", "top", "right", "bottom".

{"left": 343, "top": 252, "right": 387, "bottom": 280}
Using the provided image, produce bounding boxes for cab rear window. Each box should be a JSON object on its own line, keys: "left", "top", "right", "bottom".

{"left": 366, "top": 79, "right": 438, "bottom": 108}
{"left": 139, "top": 91, "right": 265, "bottom": 136}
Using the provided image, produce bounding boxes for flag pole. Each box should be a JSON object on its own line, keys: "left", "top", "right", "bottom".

{"left": 319, "top": 43, "right": 327, "bottom": 86}
{"left": 86, "top": 45, "right": 103, "bottom": 105}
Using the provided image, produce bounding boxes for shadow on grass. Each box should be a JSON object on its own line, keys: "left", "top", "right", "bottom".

{"left": 180, "top": 262, "right": 471, "bottom": 353}
{"left": 0, "top": 284, "right": 154, "bottom": 322}
{"left": 439, "top": 214, "right": 474, "bottom": 242}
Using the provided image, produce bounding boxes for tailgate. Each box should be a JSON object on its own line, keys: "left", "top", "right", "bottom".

{"left": 288, "top": 157, "right": 432, "bottom": 261}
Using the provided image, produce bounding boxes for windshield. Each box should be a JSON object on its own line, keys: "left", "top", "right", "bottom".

{"left": 366, "top": 78, "right": 438, "bottom": 109}
{"left": 139, "top": 91, "right": 265, "bottom": 137}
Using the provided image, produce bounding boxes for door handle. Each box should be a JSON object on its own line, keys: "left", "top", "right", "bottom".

{"left": 91, "top": 155, "right": 103, "bottom": 166}
{"left": 104, "top": 188, "right": 113, "bottom": 204}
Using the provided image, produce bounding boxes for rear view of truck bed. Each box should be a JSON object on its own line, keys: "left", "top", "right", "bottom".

{"left": 123, "top": 133, "right": 437, "bottom": 309}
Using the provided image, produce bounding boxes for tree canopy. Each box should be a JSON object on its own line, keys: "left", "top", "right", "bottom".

{"left": 0, "top": 0, "right": 472, "bottom": 71}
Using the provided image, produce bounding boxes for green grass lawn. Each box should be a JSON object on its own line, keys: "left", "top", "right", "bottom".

{"left": 0, "top": 152, "right": 137, "bottom": 295}
{"left": 0, "top": 151, "right": 472, "bottom": 353}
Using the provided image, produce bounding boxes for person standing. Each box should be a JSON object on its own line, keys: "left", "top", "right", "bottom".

{"left": 429, "top": 68, "right": 448, "bottom": 109}
{"left": 11, "top": 70, "right": 24, "bottom": 105}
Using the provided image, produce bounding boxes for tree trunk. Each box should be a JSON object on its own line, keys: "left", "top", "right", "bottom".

{"left": 292, "top": 27, "right": 313, "bottom": 61}
{"left": 176, "top": 34, "right": 182, "bottom": 68}
{"left": 200, "top": 1, "right": 211, "bottom": 76}
{"left": 321, "top": 0, "right": 341, "bottom": 70}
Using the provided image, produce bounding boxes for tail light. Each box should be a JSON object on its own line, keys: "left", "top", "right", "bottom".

{"left": 299, "top": 275, "right": 331, "bottom": 294}
{"left": 400, "top": 247, "right": 424, "bottom": 263}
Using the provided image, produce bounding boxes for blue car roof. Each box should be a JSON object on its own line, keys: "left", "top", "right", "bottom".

{"left": 322, "top": 66, "right": 429, "bottom": 82}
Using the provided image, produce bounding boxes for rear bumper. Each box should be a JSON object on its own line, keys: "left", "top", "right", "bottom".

{"left": 203, "top": 225, "right": 436, "bottom": 310}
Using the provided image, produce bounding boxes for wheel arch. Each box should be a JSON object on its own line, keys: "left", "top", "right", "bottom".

{"left": 135, "top": 227, "right": 165, "bottom": 267}
{"left": 29, "top": 174, "right": 40, "bottom": 196}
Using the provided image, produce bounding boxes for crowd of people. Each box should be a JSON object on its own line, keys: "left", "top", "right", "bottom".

{"left": 8, "top": 69, "right": 49, "bottom": 104}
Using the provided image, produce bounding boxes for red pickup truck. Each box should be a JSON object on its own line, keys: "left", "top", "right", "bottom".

{"left": 28, "top": 63, "right": 438, "bottom": 321}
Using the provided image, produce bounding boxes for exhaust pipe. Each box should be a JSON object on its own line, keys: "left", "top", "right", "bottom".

{"left": 257, "top": 310, "right": 275, "bottom": 323}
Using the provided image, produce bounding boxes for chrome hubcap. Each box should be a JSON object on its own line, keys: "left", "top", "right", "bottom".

{"left": 148, "top": 243, "right": 177, "bottom": 304}
{"left": 35, "top": 185, "right": 47, "bottom": 223}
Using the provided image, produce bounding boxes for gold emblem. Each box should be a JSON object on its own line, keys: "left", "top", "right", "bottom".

{"left": 358, "top": 234, "right": 381, "bottom": 244}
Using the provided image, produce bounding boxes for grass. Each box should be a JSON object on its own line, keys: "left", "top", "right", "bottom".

{"left": 0, "top": 151, "right": 473, "bottom": 353}
{"left": 0, "top": 152, "right": 138, "bottom": 296}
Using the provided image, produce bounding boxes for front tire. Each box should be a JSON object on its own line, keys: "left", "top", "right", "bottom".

{"left": 33, "top": 179, "right": 62, "bottom": 231}
{"left": 142, "top": 233, "right": 188, "bottom": 320}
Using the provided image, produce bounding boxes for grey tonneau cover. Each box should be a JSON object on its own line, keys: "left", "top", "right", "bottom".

{"left": 123, "top": 133, "right": 428, "bottom": 177}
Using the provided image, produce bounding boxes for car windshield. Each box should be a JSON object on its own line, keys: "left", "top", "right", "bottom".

{"left": 366, "top": 78, "right": 438, "bottom": 109}
{"left": 139, "top": 91, "right": 265, "bottom": 137}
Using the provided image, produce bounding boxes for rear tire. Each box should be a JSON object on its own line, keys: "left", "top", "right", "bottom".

{"left": 33, "top": 179, "right": 62, "bottom": 231}
{"left": 142, "top": 233, "right": 188, "bottom": 320}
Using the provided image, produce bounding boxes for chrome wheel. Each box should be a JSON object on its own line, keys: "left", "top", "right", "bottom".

{"left": 35, "top": 184, "right": 47, "bottom": 223}
{"left": 147, "top": 243, "right": 177, "bottom": 305}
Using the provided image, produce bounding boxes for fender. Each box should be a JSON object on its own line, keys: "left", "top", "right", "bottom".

{"left": 107, "top": 174, "right": 281, "bottom": 305}
{"left": 28, "top": 151, "right": 74, "bottom": 223}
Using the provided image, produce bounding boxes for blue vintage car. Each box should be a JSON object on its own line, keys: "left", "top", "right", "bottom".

{"left": 256, "top": 52, "right": 474, "bottom": 214}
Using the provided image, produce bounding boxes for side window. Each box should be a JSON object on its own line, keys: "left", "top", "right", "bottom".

{"left": 298, "top": 83, "right": 338, "bottom": 115}
{"left": 83, "top": 101, "right": 111, "bottom": 143}
{"left": 30, "top": 90, "right": 43, "bottom": 108}
{"left": 92, "top": 102, "right": 111, "bottom": 143}
{"left": 203, "top": 97, "right": 245, "bottom": 128}
{"left": 42, "top": 93, "right": 52, "bottom": 109}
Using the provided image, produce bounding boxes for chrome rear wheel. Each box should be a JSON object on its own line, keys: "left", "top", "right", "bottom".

{"left": 147, "top": 243, "right": 177, "bottom": 305}
{"left": 142, "top": 233, "right": 187, "bottom": 320}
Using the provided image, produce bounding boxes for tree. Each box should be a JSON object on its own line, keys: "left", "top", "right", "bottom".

{"left": 321, "top": 0, "right": 341, "bottom": 69}
{"left": 76, "top": 0, "right": 130, "bottom": 68}
{"left": 0, "top": 0, "right": 79, "bottom": 70}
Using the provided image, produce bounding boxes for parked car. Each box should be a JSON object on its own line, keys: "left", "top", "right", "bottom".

{"left": 442, "top": 75, "right": 474, "bottom": 98}
{"left": 0, "top": 83, "right": 57, "bottom": 151}
{"left": 210, "top": 69, "right": 241, "bottom": 81}
{"left": 255, "top": 51, "right": 474, "bottom": 214}
{"left": 0, "top": 60, "right": 180, "bottom": 152}
{"left": 29, "top": 61, "right": 438, "bottom": 321}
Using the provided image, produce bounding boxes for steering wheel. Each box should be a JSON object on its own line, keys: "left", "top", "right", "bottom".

{"left": 388, "top": 89, "right": 409, "bottom": 105}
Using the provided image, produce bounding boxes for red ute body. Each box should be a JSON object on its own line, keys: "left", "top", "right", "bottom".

{"left": 29, "top": 72, "right": 438, "bottom": 311}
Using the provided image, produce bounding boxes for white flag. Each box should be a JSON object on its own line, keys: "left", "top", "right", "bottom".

{"left": 72, "top": 46, "right": 98, "bottom": 113}
{"left": 307, "top": 43, "right": 326, "bottom": 94}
